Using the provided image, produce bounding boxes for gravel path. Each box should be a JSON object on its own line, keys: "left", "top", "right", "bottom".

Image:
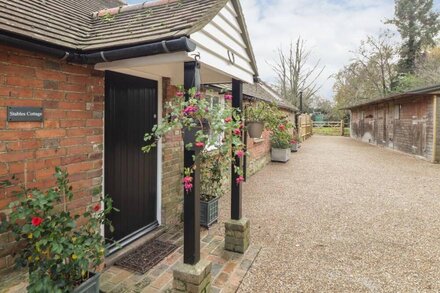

{"left": 223, "top": 136, "right": 440, "bottom": 292}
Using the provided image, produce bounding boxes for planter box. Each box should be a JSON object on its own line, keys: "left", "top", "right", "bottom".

{"left": 246, "top": 121, "right": 264, "bottom": 138}
{"left": 200, "top": 197, "right": 219, "bottom": 228}
{"left": 271, "top": 148, "right": 290, "bottom": 163}
{"left": 73, "top": 272, "right": 100, "bottom": 293}
{"left": 291, "top": 143, "right": 298, "bottom": 152}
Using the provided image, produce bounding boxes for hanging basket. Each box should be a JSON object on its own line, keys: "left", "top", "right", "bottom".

{"left": 183, "top": 121, "right": 210, "bottom": 150}
{"left": 246, "top": 121, "right": 264, "bottom": 138}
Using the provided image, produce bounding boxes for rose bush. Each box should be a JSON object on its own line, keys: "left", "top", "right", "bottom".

{"left": 0, "top": 167, "right": 117, "bottom": 293}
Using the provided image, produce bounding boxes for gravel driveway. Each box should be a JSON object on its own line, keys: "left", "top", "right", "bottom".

{"left": 224, "top": 136, "right": 440, "bottom": 292}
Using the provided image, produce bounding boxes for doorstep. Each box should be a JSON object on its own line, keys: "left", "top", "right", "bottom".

{"left": 100, "top": 226, "right": 262, "bottom": 293}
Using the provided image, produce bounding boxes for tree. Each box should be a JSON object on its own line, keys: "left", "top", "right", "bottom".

{"left": 333, "top": 34, "right": 399, "bottom": 109}
{"left": 269, "top": 37, "right": 325, "bottom": 111}
{"left": 386, "top": 0, "right": 440, "bottom": 74}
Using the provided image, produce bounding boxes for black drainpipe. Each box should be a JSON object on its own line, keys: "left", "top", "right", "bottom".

{"left": 0, "top": 34, "right": 196, "bottom": 64}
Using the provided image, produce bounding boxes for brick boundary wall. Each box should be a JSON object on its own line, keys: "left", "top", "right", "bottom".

{"left": 0, "top": 44, "right": 105, "bottom": 272}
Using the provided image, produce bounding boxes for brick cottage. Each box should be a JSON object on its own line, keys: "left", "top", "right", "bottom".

{"left": 0, "top": 0, "right": 295, "bottom": 275}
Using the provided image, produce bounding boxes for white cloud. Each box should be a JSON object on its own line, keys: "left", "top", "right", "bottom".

{"left": 242, "top": 0, "right": 397, "bottom": 100}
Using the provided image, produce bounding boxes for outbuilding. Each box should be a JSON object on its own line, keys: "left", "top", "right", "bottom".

{"left": 346, "top": 85, "right": 440, "bottom": 163}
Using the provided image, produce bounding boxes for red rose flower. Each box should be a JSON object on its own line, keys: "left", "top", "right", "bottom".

{"left": 233, "top": 129, "right": 241, "bottom": 136}
{"left": 176, "top": 91, "right": 184, "bottom": 97}
{"left": 93, "top": 204, "right": 101, "bottom": 212}
{"left": 195, "top": 142, "right": 205, "bottom": 148}
{"left": 224, "top": 117, "right": 232, "bottom": 123}
{"left": 279, "top": 124, "right": 286, "bottom": 131}
{"left": 31, "top": 217, "right": 43, "bottom": 227}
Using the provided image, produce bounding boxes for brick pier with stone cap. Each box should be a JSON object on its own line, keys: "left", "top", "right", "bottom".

{"left": 224, "top": 218, "right": 250, "bottom": 254}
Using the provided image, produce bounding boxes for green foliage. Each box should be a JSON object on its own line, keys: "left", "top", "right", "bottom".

{"left": 244, "top": 102, "right": 270, "bottom": 123}
{"left": 265, "top": 106, "right": 294, "bottom": 149}
{"left": 0, "top": 168, "right": 117, "bottom": 292}
{"left": 386, "top": 0, "right": 440, "bottom": 74}
{"left": 143, "top": 87, "right": 247, "bottom": 193}
{"left": 200, "top": 154, "right": 225, "bottom": 201}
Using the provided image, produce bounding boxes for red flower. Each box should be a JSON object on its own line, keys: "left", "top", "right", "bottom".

{"left": 291, "top": 140, "right": 297, "bottom": 144}
{"left": 195, "top": 92, "right": 202, "bottom": 98}
{"left": 195, "top": 142, "right": 205, "bottom": 148}
{"left": 31, "top": 217, "right": 43, "bottom": 227}
{"left": 236, "top": 150, "right": 245, "bottom": 158}
{"left": 279, "top": 124, "right": 286, "bottom": 131}
{"left": 224, "top": 94, "right": 233, "bottom": 101}
{"left": 183, "top": 105, "right": 198, "bottom": 115}
{"left": 183, "top": 176, "right": 193, "bottom": 193}
{"left": 93, "top": 204, "right": 101, "bottom": 212}
{"left": 224, "top": 117, "right": 232, "bottom": 123}
{"left": 236, "top": 176, "right": 245, "bottom": 185}
{"left": 233, "top": 129, "right": 241, "bottom": 136}
{"left": 176, "top": 91, "right": 184, "bottom": 97}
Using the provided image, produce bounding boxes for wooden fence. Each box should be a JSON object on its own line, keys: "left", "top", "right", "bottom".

{"left": 298, "top": 114, "right": 313, "bottom": 141}
{"left": 312, "top": 120, "right": 347, "bottom": 136}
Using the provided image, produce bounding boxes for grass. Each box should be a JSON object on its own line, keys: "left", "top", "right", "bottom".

{"left": 313, "top": 127, "right": 350, "bottom": 137}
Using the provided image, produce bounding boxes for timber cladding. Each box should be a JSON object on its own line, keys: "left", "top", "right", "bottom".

{"left": 350, "top": 94, "right": 438, "bottom": 162}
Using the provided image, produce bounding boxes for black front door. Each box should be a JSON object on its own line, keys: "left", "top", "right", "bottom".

{"left": 105, "top": 71, "right": 158, "bottom": 245}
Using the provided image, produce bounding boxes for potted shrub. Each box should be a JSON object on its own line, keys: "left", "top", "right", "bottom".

{"left": 199, "top": 156, "right": 225, "bottom": 227}
{"left": 245, "top": 102, "right": 268, "bottom": 138}
{"left": 271, "top": 124, "right": 293, "bottom": 162}
{"left": 291, "top": 137, "right": 299, "bottom": 152}
{"left": 0, "top": 168, "right": 117, "bottom": 293}
{"left": 143, "top": 87, "right": 246, "bottom": 198}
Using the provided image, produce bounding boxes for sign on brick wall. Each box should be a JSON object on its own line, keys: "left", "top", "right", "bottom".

{"left": 7, "top": 107, "right": 44, "bottom": 122}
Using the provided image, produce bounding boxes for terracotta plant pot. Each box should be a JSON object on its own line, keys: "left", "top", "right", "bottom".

{"left": 246, "top": 121, "right": 264, "bottom": 138}
{"left": 73, "top": 272, "right": 100, "bottom": 293}
{"left": 271, "top": 148, "right": 290, "bottom": 163}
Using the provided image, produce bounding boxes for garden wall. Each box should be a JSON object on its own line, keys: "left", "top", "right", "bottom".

{"left": 0, "top": 44, "right": 105, "bottom": 272}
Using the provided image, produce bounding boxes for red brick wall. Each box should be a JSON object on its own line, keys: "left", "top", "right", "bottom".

{"left": 0, "top": 44, "right": 104, "bottom": 271}
{"left": 160, "top": 78, "right": 184, "bottom": 225}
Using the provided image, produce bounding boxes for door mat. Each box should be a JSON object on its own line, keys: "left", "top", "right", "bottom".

{"left": 115, "top": 240, "right": 178, "bottom": 274}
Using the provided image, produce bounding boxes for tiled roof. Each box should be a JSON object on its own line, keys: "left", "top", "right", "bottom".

{"left": 344, "top": 84, "right": 440, "bottom": 109}
{"left": 0, "top": 0, "right": 227, "bottom": 50}
{"left": 213, "top": 83, "right": 297, "bottom": 112}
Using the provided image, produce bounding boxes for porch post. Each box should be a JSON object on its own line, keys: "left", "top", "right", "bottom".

{"left": 231, "top": 79, "right": 243, "bottom": 220}
{"left": 225, "top": 79, "right": 250, "bottom": 254}
{"left": 183, "top": 61, "right": 200, "bottom": 265}
{"left": 173, "top": 62, "right": 212, "bottom": 293}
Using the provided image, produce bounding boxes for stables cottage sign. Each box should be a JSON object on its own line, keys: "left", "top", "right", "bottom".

{"left": 7, "top": 106, "right": 44, "bottom": 122}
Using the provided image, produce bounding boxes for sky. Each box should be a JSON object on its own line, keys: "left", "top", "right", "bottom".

{"left": 127, "top": 0, "right": 440, "bottom": 100}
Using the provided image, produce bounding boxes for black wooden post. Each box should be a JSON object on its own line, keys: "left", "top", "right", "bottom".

{"left": 231, "top": 79, "right": 243, "bottom": 220}
{"left": 183, "top": 61, "right": 201, "bottom": 265}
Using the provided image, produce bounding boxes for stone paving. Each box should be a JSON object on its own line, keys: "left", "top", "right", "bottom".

{"left": 100, "top": 226, "right": 261, "bottom": 293}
